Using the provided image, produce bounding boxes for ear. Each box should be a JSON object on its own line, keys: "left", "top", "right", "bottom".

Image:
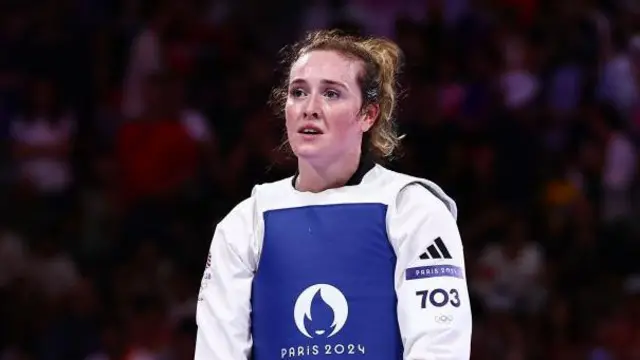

{"left": 360, "top": 104, "right": 379, "bottom": 132}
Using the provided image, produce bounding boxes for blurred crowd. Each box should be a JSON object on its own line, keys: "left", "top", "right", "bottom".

{"left": 0, "top": 0, "right": 639, "bottom": 359}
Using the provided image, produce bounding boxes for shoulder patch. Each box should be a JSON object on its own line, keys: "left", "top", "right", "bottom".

{"left": 418, "top": 237, "right": 452, "bottom": 260}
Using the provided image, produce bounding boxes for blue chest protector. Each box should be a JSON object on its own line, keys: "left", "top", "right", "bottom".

{"left": 251, "top": 203, "right": 403, "bottom": 359}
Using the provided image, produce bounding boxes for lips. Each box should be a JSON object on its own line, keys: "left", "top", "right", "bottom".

{"left": 298, "top": 124, "right": 324, "bottom": 135}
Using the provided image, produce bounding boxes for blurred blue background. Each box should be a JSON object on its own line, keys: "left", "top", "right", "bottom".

{"left": 0, "top": 0, "right": 639, "bottom": 359}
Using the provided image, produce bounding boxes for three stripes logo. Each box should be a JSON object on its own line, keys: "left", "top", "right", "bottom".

{"left": 419, "top": 237, "right": 452, "bottom": 260}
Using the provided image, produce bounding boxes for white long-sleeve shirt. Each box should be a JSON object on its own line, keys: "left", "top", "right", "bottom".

{"left": 195, "top": 163, "right": 472, "bottom": 359}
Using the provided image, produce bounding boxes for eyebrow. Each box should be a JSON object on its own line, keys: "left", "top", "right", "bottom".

{"left": 289, "top": 78, "right": 349, "bottom": 90}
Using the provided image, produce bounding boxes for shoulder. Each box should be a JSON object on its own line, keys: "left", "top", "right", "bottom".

{"left": 216, "top": 194, "right": 258, "bottom": 232}
{"left": 217, "top": 175, "right": 295, "bottom": 230}
{"left": 212, "top": 194, "right": 261, "bottom": 268}
{"left": 395, "top": 183, "right": 455, "bottom": 217}
{"left": 250, "top": 177, "right": 294, "bottom": 205}
{"left": 383, "top": 169, "right": 464, "bottom": 263}
{"left": 375, "top": 166, "right": 458, "bottom": 220}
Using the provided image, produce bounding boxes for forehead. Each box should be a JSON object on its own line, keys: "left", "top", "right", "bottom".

{"left": 289, "top": 50, "right": 362, "bottom": 84}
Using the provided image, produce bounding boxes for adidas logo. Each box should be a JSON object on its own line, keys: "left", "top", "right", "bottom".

{"left": 419, "top": 237, "right": 452, "bottom": 260}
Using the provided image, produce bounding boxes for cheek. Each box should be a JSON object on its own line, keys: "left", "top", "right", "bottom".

{"left": 328, "top": 107, "right": 360, "bottom": 136}
{"left": 284, "top": 104, "right": 298, "bottom": 132}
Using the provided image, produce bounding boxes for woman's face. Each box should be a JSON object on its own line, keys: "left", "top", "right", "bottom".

{"left": 285, "top": 50, "right": 375, "bottom": 164}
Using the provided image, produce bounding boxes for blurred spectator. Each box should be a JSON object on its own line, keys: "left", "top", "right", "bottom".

{"left": 27, "top": 233, "right": 80, "bottom": 303}
{"left": 498, "top": 32, "right": 540, "bottom": 110}
{"left": 473, "top": 216, "right": 546, "bottom": 314}
{"left": 9, "top": 78, "right": 75, "bottom": 229}
{"left": 116, "top": 71, "right": 206, "bottom": 207}
{"left": 589, "top": 103, "right": 637, "bottom": 223}
{"left": 598, "top": 34, "right": 640, "bottom": 119}
{"left": 0, "top": 223, "right": 27, "bottom": 289}
{"left": 121, "top": 2, "right": 168, "bottom": 119}
{"left": 10, "top": 78, "right": 74, "bottom": 192}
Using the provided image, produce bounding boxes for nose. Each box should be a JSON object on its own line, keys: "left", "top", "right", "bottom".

{"left": 304, "top": 111, "right": 319, "bottom": 119}
{"left": 303, "top": 94, "right": 321, "bottom": 119}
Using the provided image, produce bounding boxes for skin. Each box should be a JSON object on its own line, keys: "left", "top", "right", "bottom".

{"left": 285, "top": 50, "right": 379, "bottom": 193}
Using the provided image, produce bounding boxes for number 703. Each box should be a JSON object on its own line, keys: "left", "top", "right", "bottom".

{"left": 415, "top": 288, "right": 461, "bottom": 308}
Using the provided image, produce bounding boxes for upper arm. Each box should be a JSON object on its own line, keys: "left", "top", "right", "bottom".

{"left": 388, "top": 183, "right": 472, "bottom": 360}
{"left": 195, "top": 197, "right": 258, "bottom": 360}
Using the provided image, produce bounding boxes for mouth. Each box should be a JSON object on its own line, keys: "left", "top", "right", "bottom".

{"left": 298, "top": 125, "right": 324, "bottom": 135}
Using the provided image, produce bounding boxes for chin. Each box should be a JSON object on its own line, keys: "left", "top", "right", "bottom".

{"left": 292, "top": 143, "right": 325, "bottom": 159}
{"left": 293, "top": 144, "right": 322, "bottom": 159}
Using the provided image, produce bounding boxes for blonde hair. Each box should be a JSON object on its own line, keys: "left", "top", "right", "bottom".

{"left": 271, "top": 30, "right": 404, "bottom": 159}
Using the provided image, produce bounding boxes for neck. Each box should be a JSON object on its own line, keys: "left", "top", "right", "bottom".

{"left": 296, "top": 149, "right": 362, "bottom": 193}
